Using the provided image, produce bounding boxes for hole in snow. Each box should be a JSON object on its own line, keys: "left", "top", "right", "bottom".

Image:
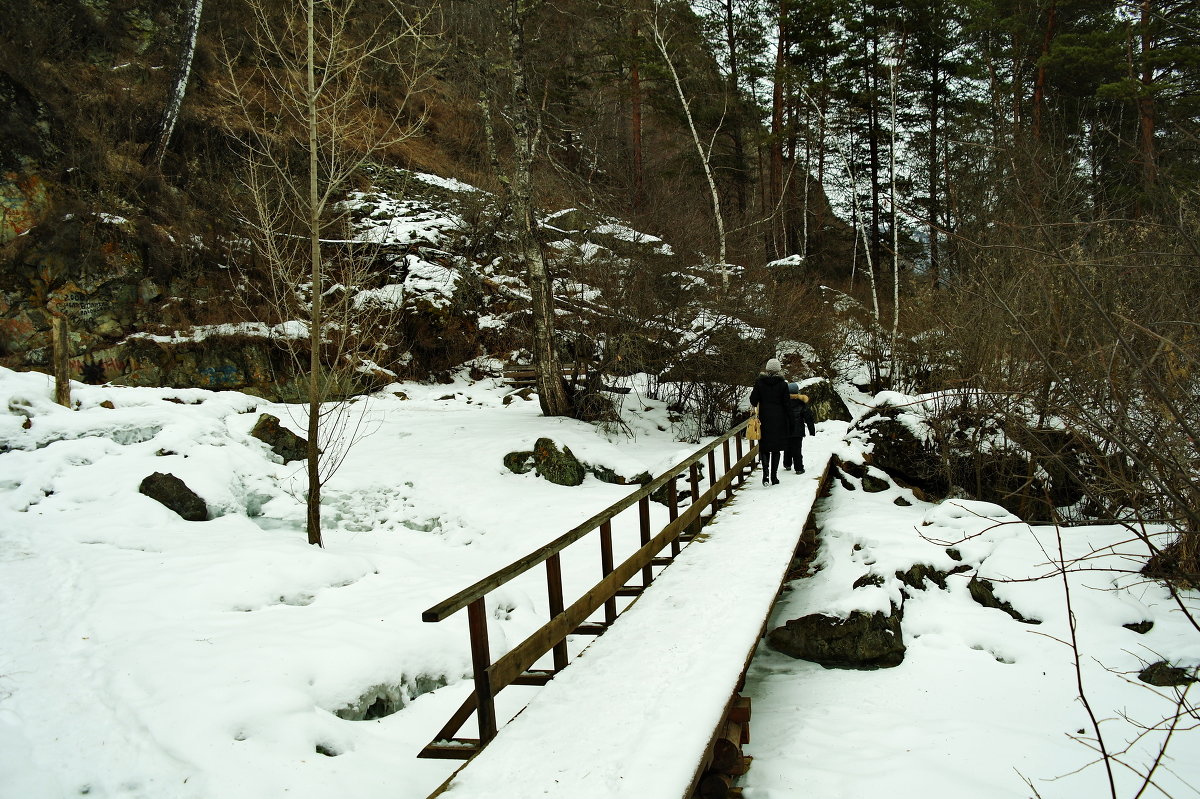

{"left": 362, "top": 697, "right": 391, "bottom": 721}
{"left": 334, "top": 675, "right": 449, "bottom": 721}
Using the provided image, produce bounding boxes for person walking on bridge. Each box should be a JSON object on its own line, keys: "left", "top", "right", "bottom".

{"left": 782, "top": 382, "right": 817, "bottom": 473}
{"left": 749, "top": 358, "right": 789, "bottom": 486}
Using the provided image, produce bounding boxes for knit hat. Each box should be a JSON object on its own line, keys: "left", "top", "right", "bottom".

{"left": 765, "top": 358, "right": 782, "bottom": 374}
{"left": 788, "top": 382, "right": 799, "bottom": 393}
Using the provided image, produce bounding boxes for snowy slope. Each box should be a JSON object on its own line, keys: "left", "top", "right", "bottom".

{"left": 1, "top": 366, "right": 1196, "bottom": 799}
{"left": 0, "top": 368, "right": 697, "bottom": 799}
{"left": 743, "top": 471, "right": 1200, "bottom": 798}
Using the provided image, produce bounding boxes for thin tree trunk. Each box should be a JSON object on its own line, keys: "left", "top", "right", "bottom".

{"left": 630, "top": 9, "right": 645, "bottom": 211}
{"left": 145, "top": 0, "right": 204, "bottom": 168}
{"left": 817, "top": 62, "right": 827, "bottom": 187}
{"left": 1011, "top": 32, "right": 1023, "bottom": 130}
{"left": 769, "top": 0, "right": 787, "bottom": 258}
{"left": 53, "top": 315, "right": 71, "bottom": 408}
{"left": 928, "top": 52, "right": 940, "bottom": 286}
{"left": 1137, "top": 0, "right": 1157, "bottom": 196}
{"left": 889, "top": 58, "right": 900, "bottom": 386}
{"left": 722, "top": 0, "right": 747, "bottom": 214}
{"left": 652, "top": 15, "right": 728, "bottom": 285}
{"left": 801, "top": 112, "right": 811, "bottom": 258}
{"left": 868, "top": 33, "right": 881, "bottom": 268}
{"left": 1031, "top": 2, "right": 1057, "bottom": 143}
{"left": 306, "top": 0, "right": 323, "bottom": 548}
{"left": 511, "top": 0, "right": 571, "bottom": 417}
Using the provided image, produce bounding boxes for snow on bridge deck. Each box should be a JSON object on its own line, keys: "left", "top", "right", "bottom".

{"left": 430, "top": 434, "right": 840, "bottom": 799}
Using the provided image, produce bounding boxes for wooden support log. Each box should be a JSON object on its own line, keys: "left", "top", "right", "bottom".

{"left": 512, "top": 670, "right": 556, "bottom": 685}
{"left": 698, "top": 771, "right": 731, "bottom": 799}
{"left": 710, "top": 721, "right": 744, "bottom": 774}
{"left": 572, "top": 622, "right": 609, "bottom": 635}
{"left": 419, "top": 738, "right": 480, "bottom": 760}
{"left": 729, "top": 695, "right": 751, "bottom": 725}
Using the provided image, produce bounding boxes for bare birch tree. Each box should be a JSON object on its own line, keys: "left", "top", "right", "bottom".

{"left": 221, "top": 0, "right": 435, "bottom": 546}
{"left": 886, "top": 42, "right": 902, "bottom": 384}
{"left": 508, "top": 0, "right": 573, "bottom": 417}
{"left": 649, "top": 4, "right": 731, "bottom": 289}
{"left": 145, "top": 0, "right": 204, "bottom": 168}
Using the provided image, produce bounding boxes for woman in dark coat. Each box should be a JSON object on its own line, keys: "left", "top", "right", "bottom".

{"left": 782, "top": 382, "right": 817, "bottom": 473}
{"left": 749, "top": 358, "right": 790, "bottom": 485}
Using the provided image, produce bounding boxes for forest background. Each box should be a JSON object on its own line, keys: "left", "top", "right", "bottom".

{"left": 1, "top": 0, "right": 1199, "bottom": 570}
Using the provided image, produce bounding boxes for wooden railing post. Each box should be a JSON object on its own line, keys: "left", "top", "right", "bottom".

{"left": 688, "top": 464, "right": 701, "bottom": 535}
{"left": 722, "top": 440, "right": 733, "bottom": 501}
{"left": 668, "top": 476, "right": 680, "bottom": 556}
{"left": 467, "top": 598, "right": 498, "bottom": 743}
{"left": 600, "top": 520, "right": 616, "bottom": 624}
{"left": 639, "top": 496, "right": 652, "bottom": 585}
{"left": 546, "top": 554, "right": 568, "bottom": 671}
{"left": 707, "top": 450, "right": 720, "bottom": 518}
{"left": 736, "top": 433, "right": 745, "bottom": 484}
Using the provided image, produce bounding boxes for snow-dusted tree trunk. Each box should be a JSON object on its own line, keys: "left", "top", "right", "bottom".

{"left": 305, "top": 0, "right": 323, "bottom": 547}
{"left": 145, "top": 0, "right": 204, "bottom": 168}
{"left": 801, "top": 118, "right": 811, "bottom": 258}
{"left": 888, "top": 55, "right": 900, "bottom": 382}
{"left": 650, "top": 9, "right": 729, "bottom": 288}
{"left": 509, "top": 0, "right": 573, "bottom": 417}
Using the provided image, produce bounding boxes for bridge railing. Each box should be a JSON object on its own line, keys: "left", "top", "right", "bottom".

{"left": 418, "top": 419, "right": 758, "bottom": 759}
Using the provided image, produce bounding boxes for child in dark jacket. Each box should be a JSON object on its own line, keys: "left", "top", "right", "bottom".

{"left": 782, "top": 382, "right": 817, "bottom": 473}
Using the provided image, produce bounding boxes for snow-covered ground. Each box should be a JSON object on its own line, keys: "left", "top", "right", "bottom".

{"left": 745, "top": 468, "right": 1200, "bottom": 798}
{"left": 1, "top": 366, "right": 1196, "bottom": 799}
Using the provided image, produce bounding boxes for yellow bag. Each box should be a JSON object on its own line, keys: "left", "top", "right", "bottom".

{"left": 747, "top": 408, "right": 762, "bottom": 441}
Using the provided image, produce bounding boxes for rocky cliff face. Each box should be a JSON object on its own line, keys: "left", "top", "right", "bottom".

{"left": 0, "top": 164, "right": 712, "bottom": 399}
{"left": 0, "top": 0, "right": 853, "bottom": 400}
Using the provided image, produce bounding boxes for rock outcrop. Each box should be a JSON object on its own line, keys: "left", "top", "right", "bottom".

{"left": 1138, "top": 661, "right": 1197, "bottom": 687}
{"left": 504, "top": 438, "right": 586, "bottom": 486}
{"left": 967, "top": 577, "right": 1041, "bottom": 624}
{"left": 138, "top": 471, "right": 207, "bottom": 521}
{"left": 797, "top": 377, "right": 852, "bottom": 423}
{"left": 767, "top": 607, "right": 906, "bottom": 669}
{"left": 250, "top": 413, "right": 309, "bottom": 464}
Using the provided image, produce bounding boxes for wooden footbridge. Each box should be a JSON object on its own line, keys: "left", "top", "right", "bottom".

{"left": 418, "top": 420, "right": 836, "bottom": 799}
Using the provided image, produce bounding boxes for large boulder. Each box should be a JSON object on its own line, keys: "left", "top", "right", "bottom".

{"left": 503, "top": 450, "right": 535, "bottom": 475}
{"left": 855, "top": 406, "right": 949, "bottom": 497}
{"left": 797, "top": 377, "right": 851, "bottom": 423}
{"left": 504, "top": 438, "right": 586, "bottom": 486}
{"left": 531, "top": 438, "right": 586, "bottom": 486}
{"left": 767, "top": 607, "right": 906, "bottom": 669}
{"left": 138, "top": 472, "right": 207, "bottom": 521}
{"left": 967, "top": 577, "right": 1041, "bottom": 624}
{"left": 250, "top": 413, "right": 309, "bottom": 464}
{"left": 1138, "top": 661, "right": 1197, "bottom": 687}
